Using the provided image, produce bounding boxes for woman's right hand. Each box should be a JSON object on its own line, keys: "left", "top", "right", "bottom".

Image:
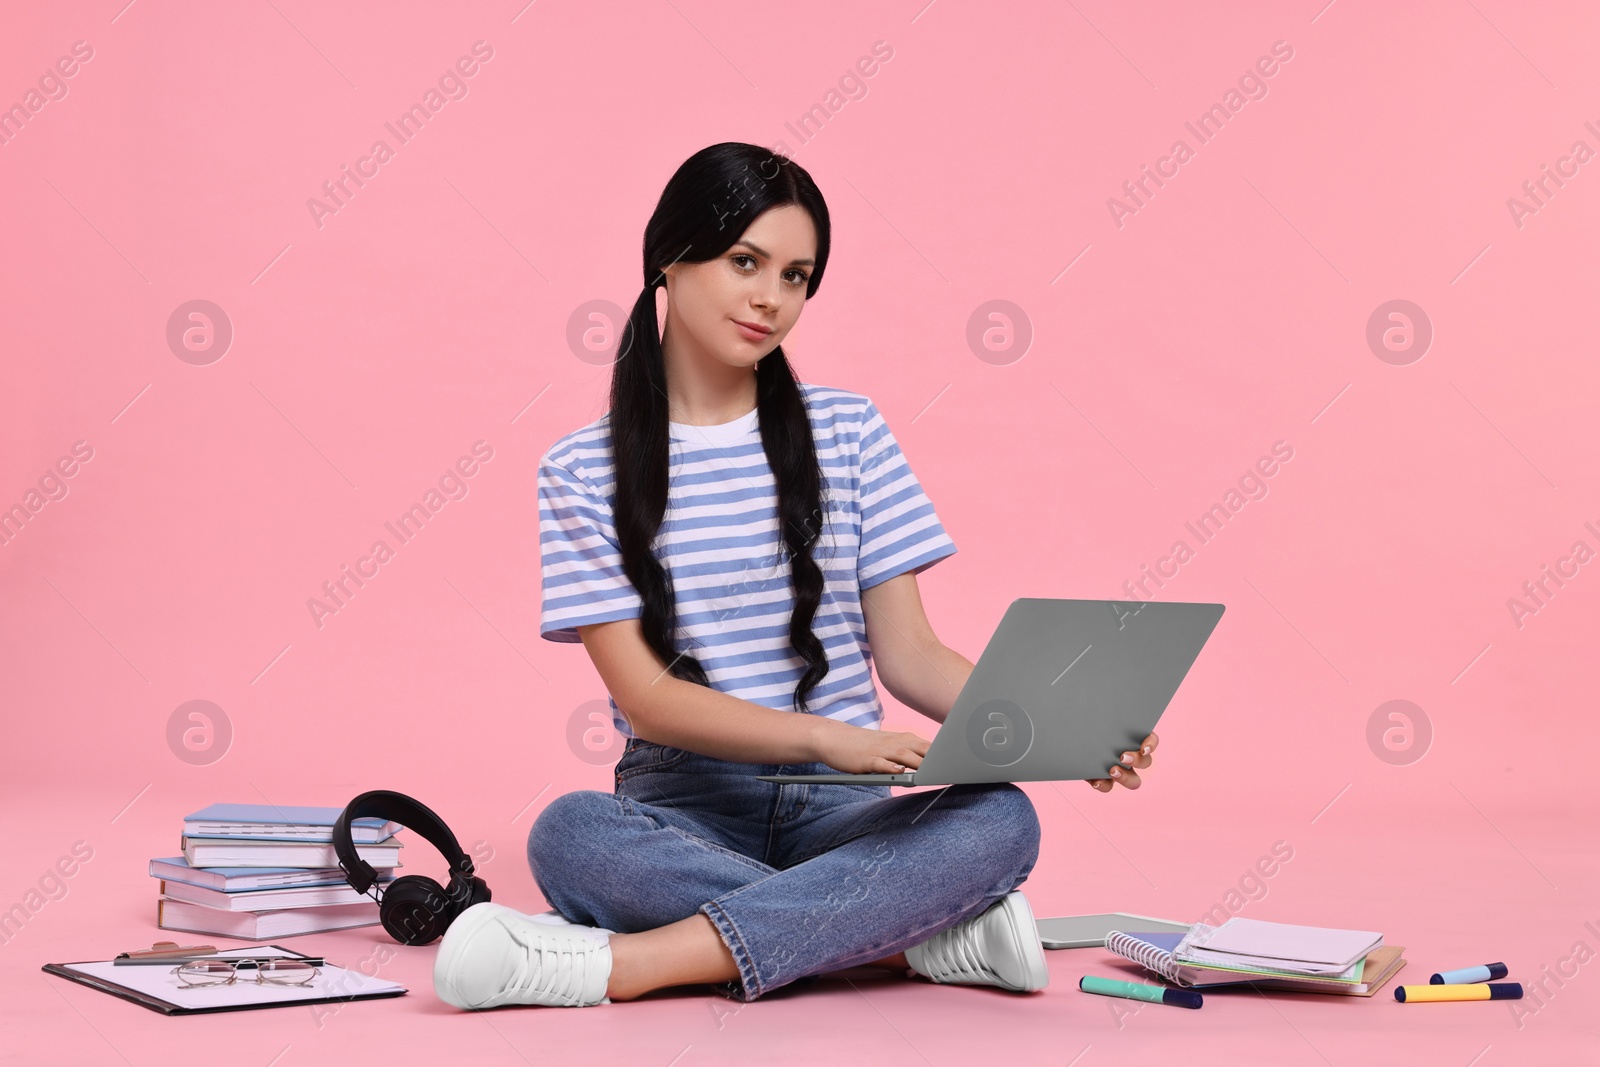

{"left": 813, "top": 721, "right": 932, "bottom": 775}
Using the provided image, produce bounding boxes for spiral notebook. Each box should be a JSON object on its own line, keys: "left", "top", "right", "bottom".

{"left": 1104, "top": 930, "right": 1407, "bottom": 997}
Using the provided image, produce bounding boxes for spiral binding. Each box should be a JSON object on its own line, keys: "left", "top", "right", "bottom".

{"left": 1105, "top": 929, "right": 1186, "bottom": 984}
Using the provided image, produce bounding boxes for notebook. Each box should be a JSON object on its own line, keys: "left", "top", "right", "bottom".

{"left": 181, "top": 836, "right": 401, "bottom": 869}
{"left": 1172, "top": 917, "right": 1384, "bottom": 975}
{"left": 157, "top": 898, "right": 380, "bottom": 939}
{"left": 1105, "top": 930, "right": 1407, "bottom": 996}
{"left": 183, "top": 803, "right": 401, "bottom": 844}
{"left": 158, "top": 878, "right": 381, "bottom": 912}
{"left": 149, "top": 856, "right": 398, "bottom": 892}
{"left": 42, "top": 945, "right": 406, "bottom": 1015}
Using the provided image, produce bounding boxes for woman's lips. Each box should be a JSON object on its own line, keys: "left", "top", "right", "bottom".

{"left": 733, "top": 319, "right": 771, "bottom": 342}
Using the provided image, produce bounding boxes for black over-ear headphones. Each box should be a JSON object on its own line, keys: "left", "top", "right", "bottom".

{"left": 333, "top": 789, "right": 491, "bottom": 946}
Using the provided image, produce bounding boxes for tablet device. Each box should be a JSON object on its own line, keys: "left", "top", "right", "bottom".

{"left": 1036, "top": 912, "right": 1193, "bottom": 949}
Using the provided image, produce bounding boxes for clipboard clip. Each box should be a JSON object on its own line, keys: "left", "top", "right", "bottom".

{"left": 114, "top": 940, "right": 219, "bottom": 961}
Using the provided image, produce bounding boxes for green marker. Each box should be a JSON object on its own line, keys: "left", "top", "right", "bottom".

{"left": 1079, "top": 974, "right": 1203, "bottom": 1009}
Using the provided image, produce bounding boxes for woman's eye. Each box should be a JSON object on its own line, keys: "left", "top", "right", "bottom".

{"left": 733, "top": 255, "right": 808, "bottom": 285}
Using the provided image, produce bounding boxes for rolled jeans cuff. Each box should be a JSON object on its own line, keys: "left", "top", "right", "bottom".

{"left": 701, "top": 899, "right": 763, "bottom": 1002}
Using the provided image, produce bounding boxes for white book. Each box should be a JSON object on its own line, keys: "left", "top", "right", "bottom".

{"left": 181, "top": 836, "right": 401, "bottom": 869}
{"left": 157, "top": 898, "right": 380, "bottom": 940}
{"left": 158, "top": 879, "right": 387, "bottom": 912}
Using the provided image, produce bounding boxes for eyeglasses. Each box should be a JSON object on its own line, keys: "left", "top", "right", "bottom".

{"left": 171, "top": 958, "right": 321, "bottom": 988}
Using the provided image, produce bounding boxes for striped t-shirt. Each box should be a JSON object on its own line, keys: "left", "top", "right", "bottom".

{"left": 536, "top": 382, "right": 957, "bottom": 739}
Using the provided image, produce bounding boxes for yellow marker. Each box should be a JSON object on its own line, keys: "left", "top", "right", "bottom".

{"left": 1395, "top": 982, "right": 1522, "bottom": 1003}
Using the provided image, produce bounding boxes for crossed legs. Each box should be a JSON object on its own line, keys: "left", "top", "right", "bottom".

{"left": 529, "top": 783, "right": 1039, "bottom": 1002}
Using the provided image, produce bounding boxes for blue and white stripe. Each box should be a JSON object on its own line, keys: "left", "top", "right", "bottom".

{"left": 537, "top": 382, "right": 957, "bottom": 739}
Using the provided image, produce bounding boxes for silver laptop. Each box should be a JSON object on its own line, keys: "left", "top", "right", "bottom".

{"left": 756, "top": 597, "right": 1224, "bottom": 787}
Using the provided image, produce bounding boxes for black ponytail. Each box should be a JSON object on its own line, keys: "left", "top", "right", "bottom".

{"left": 609, "top": 143, "right": 834, "bottom": 712}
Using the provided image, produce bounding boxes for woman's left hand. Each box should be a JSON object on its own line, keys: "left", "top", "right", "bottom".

{"left": 1087, "top": 731, "right": 1157, "bottom": 792}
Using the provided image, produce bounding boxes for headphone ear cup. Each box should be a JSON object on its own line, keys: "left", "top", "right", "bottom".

{"left": 379, "top": 876, "right": 452, "bottom": 946}
{"left": 438, "top": 872, "right": 492, "bottom": 925}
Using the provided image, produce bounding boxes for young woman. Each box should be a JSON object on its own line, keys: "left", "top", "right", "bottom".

{"left": 433, "top": 142, "right": 1157, "bottom": 1010}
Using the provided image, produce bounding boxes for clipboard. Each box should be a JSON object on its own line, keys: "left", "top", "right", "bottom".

{"left": 42, "top": 944, "right": 407, "bottom": 1015}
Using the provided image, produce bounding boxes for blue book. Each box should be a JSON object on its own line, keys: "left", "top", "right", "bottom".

{"left": 149, "top": 856, "right": 397, "bottom": 892}
{"left": 182, "top": 803, "right": 399, "bottom": 844}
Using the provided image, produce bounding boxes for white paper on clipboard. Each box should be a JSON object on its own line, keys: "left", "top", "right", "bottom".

{"left": 57, "top": 945, "right": 406, "bottom": 1012}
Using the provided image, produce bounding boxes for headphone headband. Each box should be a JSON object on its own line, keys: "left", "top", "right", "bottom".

{"left": 333, "top": 789, "right": 475, "bottom": 895}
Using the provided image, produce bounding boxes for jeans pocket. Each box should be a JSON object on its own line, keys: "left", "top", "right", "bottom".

{"left": 614, "top": 738, "right": 693, "bottom": 782}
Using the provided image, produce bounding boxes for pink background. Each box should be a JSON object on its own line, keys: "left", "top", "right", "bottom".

{"left": 3, "top": 0, "right": 1597, "bottom": 1061}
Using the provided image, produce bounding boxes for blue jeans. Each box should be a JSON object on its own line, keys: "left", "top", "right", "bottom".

{"left": 527, "top": 736, "right": 1042, "bottom": 1002}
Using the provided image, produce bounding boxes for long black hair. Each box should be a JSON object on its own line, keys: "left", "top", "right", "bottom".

{"left": 610, "top": 142, "right": 833, "bottom": 713}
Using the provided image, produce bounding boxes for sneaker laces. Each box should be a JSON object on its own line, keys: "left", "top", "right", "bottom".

{"left": 501, "top": 923, "right": 608, "bottom": 1006}
{"left": 917, "top": 920, "right": 997, "bottom": 985}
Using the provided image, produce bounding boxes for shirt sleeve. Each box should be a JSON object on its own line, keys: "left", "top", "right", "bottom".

{"left": 537, "top": 455, "right": 644, "bottom": 642}
{"left": 856, "top": 398, "right": 958, "bottom": 590}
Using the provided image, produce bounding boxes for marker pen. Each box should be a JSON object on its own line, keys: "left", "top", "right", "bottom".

{"left": 1429, "top": 962, "right": 1508, "bottom": 984}
{"left": 1395, "top": 982, "right": 1523, "bottom": 1003}
{"left": 1079, "top": 974, "right": 1202, "bottom": 1009}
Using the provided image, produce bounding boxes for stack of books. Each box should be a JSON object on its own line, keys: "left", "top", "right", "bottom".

{"left": 150, "top": 803, "right": 405, "bottom": 940}
{"left": 1103, "top": 916, "right": 1407, "bottom": 997}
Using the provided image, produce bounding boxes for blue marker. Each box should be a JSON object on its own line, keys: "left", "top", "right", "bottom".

{"left": 1430, "top": 962, "right": 1508, "bottom": 984}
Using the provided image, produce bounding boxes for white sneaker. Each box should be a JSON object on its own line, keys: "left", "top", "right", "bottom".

{"left": 904, "top": 891, "right": 1049, "bottom": 992}
{"left": 433, "top": 902, "right": 615, "bottom": 1009}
